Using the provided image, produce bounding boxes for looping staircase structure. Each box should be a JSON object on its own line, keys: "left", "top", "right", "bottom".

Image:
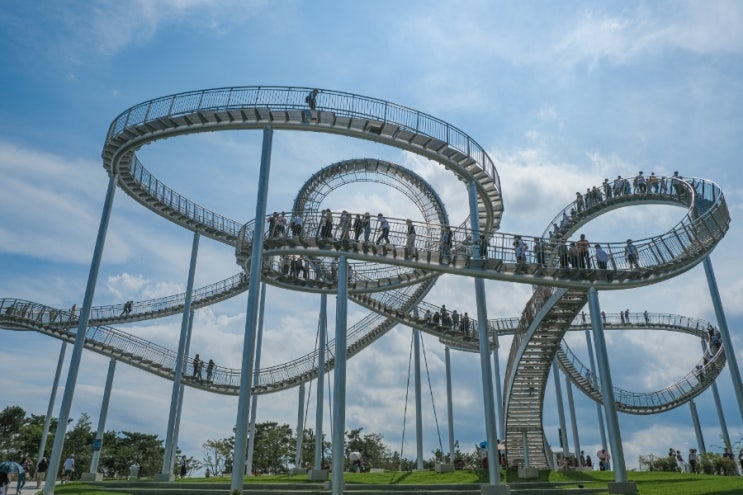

{"left": 2, "top": 86, "right": 731, "bottom": 472}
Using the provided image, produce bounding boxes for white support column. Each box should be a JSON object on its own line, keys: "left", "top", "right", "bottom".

{"left": 467, "top": 181, "right": 507, "bottom": 495}
{"left": 169, "top": 309, "right": 194, "bottom": 474}
{"left": 587, "top": 288, "right": 635, "bottom": 493}
{"left": 551, "top": 360, "right": 569, "bottom": 457}
{"left": 231, "top": 127, "right": 273, "bottom": 494}
{"left": 414, "top": 328, "right": 424, "bottom": 469}
{"left": 565, "top": 375, "right": 581, "bottom": 467}
{"left": 445, "top": 347, "right": 456, "bottom": 464}
{"left": 45, "top": 174, "right": 117, "bottom": 495}
{"left": 309, "top": 294, "right": 328, "bottom": 481}
{"left": 160, "top": 232, "right": 200, "bottom": 479}
{"left": 294, "top": 383, "right": 306, "bottom": 473}
{"left": 246, "top": 283, "right": 268, "bottom": 476}
{"left": 36, "top": 342, "right": 67, "bottom": 470}
{"left": 703, "top": 256, "right": 743, "bottom": 423}
{"left": 85, "top": 358, "right": 116, "bottom": 480}
{"left": 331, "top": 256, "right": 348, "bottom": 495}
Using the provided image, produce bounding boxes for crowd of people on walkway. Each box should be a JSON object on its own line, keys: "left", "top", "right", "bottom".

{"left": 190, "top": 354, "right": 216, "bottom": 382}
{"left": 239, "top": 172, "right": 704, "bottom": 292}
{"left": 422, "top": 305, "right": 476, "bottom": 338}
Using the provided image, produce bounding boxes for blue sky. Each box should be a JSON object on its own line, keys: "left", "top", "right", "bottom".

{"left": 2, "top": 0, "right": 743, "bottom": 472}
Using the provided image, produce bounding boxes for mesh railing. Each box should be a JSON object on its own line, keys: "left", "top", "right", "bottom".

{"left": 559, "top": 334, "right": 725, "bottom": 411}
{"left": 129, "top": 157, "right": 242, "bottom": 241}
{"left": 107, "top": 86, "right": 501, "bottom": 199}
{"left": 237, "top": 177, "right": 727, "bottom": 279}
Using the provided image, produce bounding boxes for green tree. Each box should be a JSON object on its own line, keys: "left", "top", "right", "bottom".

{"left": 252, "top": 422, "right": 294, "bottom": 474}
{"left": 0, "top": 406, "right": 26, "bottom": 459}
{"left": 345, "top": 428, "right": 393, "bottom": 471}
{"left": 60, "top": 413, "right": 95, "bottom": 479}
{"left": 14, "top": 414, "right": 48, "bottom": 462}
{"left": 96, "top": 431, "right": 163, "bottom": 479}
{"left": 202, "top": 437, "right": 233, "bottom": 476}
{"left": 174, "top": 447, "right": 202, "bottom": 478}
{"left": 299, "top": 428, "right": 331, "bottom": 469}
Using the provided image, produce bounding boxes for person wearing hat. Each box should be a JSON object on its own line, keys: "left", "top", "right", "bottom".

{"left": 625, "top": 239, "right": 640, "bottom": 269}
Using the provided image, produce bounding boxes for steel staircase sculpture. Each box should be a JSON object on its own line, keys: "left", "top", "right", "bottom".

{"left": 1, "top": 86, "right": 731, "bottom": 474}
{"left": 1, "top": 298, "right": 724, "bottom": 412}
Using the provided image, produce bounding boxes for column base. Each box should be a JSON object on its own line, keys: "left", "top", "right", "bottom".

{"left": 323, "top": 479, "right": 342, "bottom": 490}
{"left": 517, "top": 467, "right": 539, "bottom": 479}
{"left": 435, "top": 462, "right": 455, "bottom": 473}
{"left": 154, "top": 473, "right": 175, "bottom": 482}
{"left": 307, "top": 469, "right": 328, "bottom": 481}
{"left": 608, "top": 481, "right": 638, "bottom": 494}
{"left": 481, "top": 484, "right": 510, "bottom": 495}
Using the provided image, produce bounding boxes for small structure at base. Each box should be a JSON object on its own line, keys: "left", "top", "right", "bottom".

{"left": 435, "top": 462, "right": 455, "bottom": 473}
{"left": 517, "top": 466, "right": 539, "bottom": 479}
{"left": 307, "top": 468, "right": 328, "bottom": 481}
{"left": 608, "top": 481, "right": 638, "bottom": 494}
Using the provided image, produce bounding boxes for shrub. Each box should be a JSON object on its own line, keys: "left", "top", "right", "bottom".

{"left": 639, "top": 454, "right": 679, "bottom": 472}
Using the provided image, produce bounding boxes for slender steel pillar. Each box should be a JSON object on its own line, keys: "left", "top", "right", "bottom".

{"left": 552, "top": 359, "right": 569, "bottom": 456}
{"left": 170, "top": 309, "right": 194, "bottom": 473}
{"left": 295, "top": 383, "right": 306, "bottom": 469}
{"left": 703, "top": 256, "right": 743, "bottom": 422}
{"left": 584, "top": 328, "right": 608, "bottom": 452}
{"left": 711, "top": 374, "right": 733, "bottom": 450}
{"left": 314, "top": 294, "right": 328, "bottom": 470}
{"left": 522, "top": 430, "right": 530, "bottom": 467}
{"left": 468, "top": 181, "right": 500, "bottom": 487}
{"left": 231, "top": 127, "right": 273, "bottom": 493}
{"left": 45, "top": 174, "right": 117, "bottom": 495}
{"left": 565, "top": 375, "right": 581, "bottom": 465}
{"left": 161, "top": 232, "right": 200, "bottom": 476}
{"left": 331, "top": 256, "right": 348, "bottom": 495}
{"left": 413, "top": 328, "right": 424, "bottom": 469}
{"left": 37, "top": 342, "right": 66, "bottom": 468}
{"left": 689, "top": 400, "right": 706, "bottom": 455}
{"left": 491, "top": 343, "right": 504, "bottom": 442}
{"left": 445, "top": 347, "right": 455, "bottom": 463}
{"left": 702, "top": 339, "right": 732, "bottom": 450}
{"left": 587, "top": 287, "right": 629, "bottom": 483}
{"left": 246, "top": 283, "right": 268, "bottom": 476}
{"left": 89, "top": 358, "right": 116, "bottom": 475}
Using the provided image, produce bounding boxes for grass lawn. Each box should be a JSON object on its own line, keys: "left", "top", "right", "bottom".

{"left": 47, "top": 469, "right": 742, "bottom": 495}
